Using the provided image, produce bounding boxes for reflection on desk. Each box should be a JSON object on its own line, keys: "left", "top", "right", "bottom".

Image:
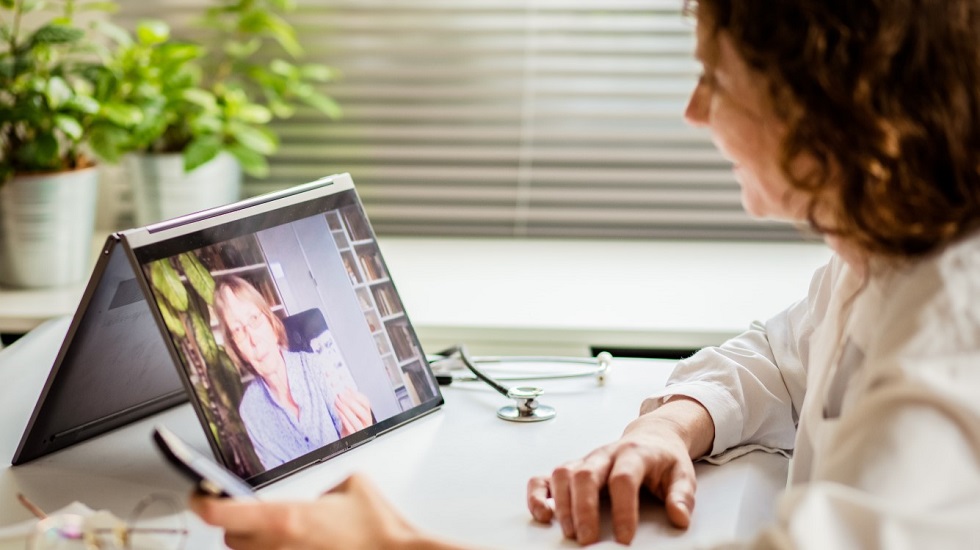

{"left": 0, "top": 317, "right": 788, "bottom": 549}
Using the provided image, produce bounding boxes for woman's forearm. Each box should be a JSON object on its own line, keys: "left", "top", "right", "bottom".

{"left": 627, "top": 396, "right": 715, "bottom": 459}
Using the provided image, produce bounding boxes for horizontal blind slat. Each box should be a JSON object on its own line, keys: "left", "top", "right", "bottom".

{"left": 112, "top": 0, "right": 802, "bottom": 241}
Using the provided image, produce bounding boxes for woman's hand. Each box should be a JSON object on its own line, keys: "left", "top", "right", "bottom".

{"left": 526, "top": 397, "right": 714, "bottom": 546}
{"left": 191, "top": 473, "right": 458, "bottom": 550}
{"left": 335, "top": 389, "right": 374, "bottom": 436}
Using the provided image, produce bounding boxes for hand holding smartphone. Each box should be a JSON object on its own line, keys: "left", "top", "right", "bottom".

{"left": 152, "top": 425, "right": 258, "bottom": 500}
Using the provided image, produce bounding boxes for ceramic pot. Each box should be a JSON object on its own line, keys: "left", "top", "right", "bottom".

{"left": 0, "top": 166, "right": 99, "bottom": 288}
{"left": 126, "top": 151, "right": 241, "bottom": 226}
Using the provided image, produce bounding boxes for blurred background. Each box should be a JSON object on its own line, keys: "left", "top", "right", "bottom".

{"left": 105, "top": 0, "right": 805, "bottom": 241}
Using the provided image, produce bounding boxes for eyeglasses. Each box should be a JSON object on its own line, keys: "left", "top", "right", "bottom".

{"left": 19, "top": 493, "right": 188, "bottom": 550}
{"left": 229, "top": 311, "right": 267, "bottom": 342}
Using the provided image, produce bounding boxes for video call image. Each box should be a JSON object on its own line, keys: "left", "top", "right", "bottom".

{"left": 141, "top": 204, "right": 438, "bottom": 479}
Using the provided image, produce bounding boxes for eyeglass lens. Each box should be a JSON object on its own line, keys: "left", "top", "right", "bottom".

{"left": 26, "top": 494, "right": 187, "bottom": 550}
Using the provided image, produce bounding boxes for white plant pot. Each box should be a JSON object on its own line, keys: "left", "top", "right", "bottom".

{"left": 126, "top": 151, "right": 242, "bottom": 226}
{"left": 0, "top": 166, "right": 99, "bottom": 288}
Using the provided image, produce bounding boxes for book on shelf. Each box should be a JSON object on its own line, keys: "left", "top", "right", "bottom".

{"left": 356, "top": 288, "right": 372, "bottom": 312}
{"left": 383, "top": 355, "right": 402, "bottom": 387}
{"left": 399, "top": 384, "right": 418, "bottom": 409}
{"left": 357, "top": 250, "right": 386, "bottom": 281}
{"left": 374, "top": 286, "right": 400, "bottom": 317}
{"left": 388, "top": 321, "right": 418, "bottom": 361}
{"left": 325, "top": 211, "right": 342, "bottom": 231}
{"left": 403, "top": 361, "right": 436, "bottom": 403}
{"left": 342, "top": 254, "right": 361, "bottom": 285}
{"left": 358, "top": 253, "right": 381, "bottom": 281}
{"left": 342, "top": 206, "right": 371, "bottom": 241}
{"left": 365, "top": 311, "right": 380, "bottom": 333}
{"left": 374, "top": 333, "right": 391, "bottom": 356}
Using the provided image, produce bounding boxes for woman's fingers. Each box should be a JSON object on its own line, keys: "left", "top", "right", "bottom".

{"left": 190, "top": 493, "right": 264, "bottom": 532}
{"left": 190, "top": 493, "right": 296, "bottom": 544}
{"left": 568, "top": 449, "right": 615, "bottom": 545}
{"left": 223, "top": 533, "right": 269, "bottom": 550}
{"left": 546, "top": 447, "right": 616, "bottom": 544}
{"left": 335, "top": 391, "right": 373, "bottom": 436}
{"left": 663, "top": 459, "right": 697, "bottom": 529}
{"left": 334, "top": 392, "right": 374, "bottom": 436}
{"left": 345, "top": 390, "right": 373, "bottom": 424}
{"left": 549, "top": 463, "right": 576, "bottom": 539}
{"left": 526, "top": 476, "right": 554, "bottom": 523}
{"left": 192, "top": 474, "right": 430, "bottom": 550}
{"left": 606, "top": 450, "right": 646, "bottom": 544}
{"left": 325, "top": 470, "right": 369, "bottom": 495}
{"left": 334, "top": 398, "right": 357, "bottom": 435}
{"left": 527, "top": 426, "right": 700, "bottom": 545}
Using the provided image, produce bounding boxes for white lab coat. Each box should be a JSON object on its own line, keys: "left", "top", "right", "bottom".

{"left": 645, "top": 231, "right": 980, "bottom": 549}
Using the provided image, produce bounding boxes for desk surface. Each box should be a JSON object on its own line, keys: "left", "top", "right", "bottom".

{"left": 0, "top": 237, "right": 832, "bottom": 354}
{"left": 0, "top": 317, "right": 788, "bottom": 549}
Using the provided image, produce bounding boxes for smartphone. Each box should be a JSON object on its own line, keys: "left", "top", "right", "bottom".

{"left": 152, "top": 425, "right": 259, "bottom": 500}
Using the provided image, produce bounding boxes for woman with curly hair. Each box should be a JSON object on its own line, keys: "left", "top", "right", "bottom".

{"left": 190, "top": 1, "right": 980, "bottom": 547}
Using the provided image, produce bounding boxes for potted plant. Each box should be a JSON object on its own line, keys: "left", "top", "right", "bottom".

{"left": 91, "top": 0, "right": 340, "bottom": 226}
{"left": 86, "top": 19, "right": 235, "bottom": 226}
{"left": 0, "top": 0, "right": 114, "bottom": 288}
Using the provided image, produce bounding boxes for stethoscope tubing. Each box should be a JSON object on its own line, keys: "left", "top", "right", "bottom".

{"left": 431, "top": 352, "right": 612, "bottom": 384}
{"left": 430, "top": 347, "right": 612, "bottom": 422}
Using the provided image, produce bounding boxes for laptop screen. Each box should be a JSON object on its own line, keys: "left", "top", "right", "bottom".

{"left": 130, "top": 180, "right": 442, "bottom": 485}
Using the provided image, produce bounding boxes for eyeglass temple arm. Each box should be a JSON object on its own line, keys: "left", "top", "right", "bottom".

{"left": 17, "top": 493, "right": 48, "bottom": 519}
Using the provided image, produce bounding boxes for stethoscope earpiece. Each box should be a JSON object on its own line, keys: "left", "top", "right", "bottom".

{"left": 595, "top": 351, "right": 613, "bottom": 386}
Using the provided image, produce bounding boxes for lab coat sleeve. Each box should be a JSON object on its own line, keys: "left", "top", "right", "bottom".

{"left": 746, "top": 354, "right": 980, "bottom": 549}
{"left": 640, "top": 257, "right": 839, "bottom": 457}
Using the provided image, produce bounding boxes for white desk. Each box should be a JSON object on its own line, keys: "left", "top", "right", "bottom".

{"left": 0, "top": 317, "right": 789, "bottom": 549}
{"left": 0, "top": 237, "right": 832, "bottom": 355}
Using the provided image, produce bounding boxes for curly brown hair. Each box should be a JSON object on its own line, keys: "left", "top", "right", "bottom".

{"left": 687, "top": 0, "right": 980, "bottom": 258}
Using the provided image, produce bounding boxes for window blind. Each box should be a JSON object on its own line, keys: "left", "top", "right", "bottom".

{"left": 115, "top": 0, "right": 803, "bottom": 240}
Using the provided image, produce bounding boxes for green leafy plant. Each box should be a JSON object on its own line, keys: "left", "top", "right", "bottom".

{"left": 148, "top": 254, "right": 262, "bottom": 477}
{"left": 91, "top": 0, "right": 340, "bottom": 178}
{"left": 86, "top": 20, "right": 219, "bottom": 167}
{"left": 0, "top": 0, "right": 116, "bottom": 184}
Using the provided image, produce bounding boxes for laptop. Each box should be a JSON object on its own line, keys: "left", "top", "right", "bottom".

{"left": 12, "top": 173, "right": 444, "bottom": 487}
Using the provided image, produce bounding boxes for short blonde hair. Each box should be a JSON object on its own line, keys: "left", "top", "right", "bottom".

{"left": 213, "top": 275, "right": 287, "bottom": 376}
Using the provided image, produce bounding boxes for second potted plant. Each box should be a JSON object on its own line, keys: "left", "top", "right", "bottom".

{"left": 92, "top": 1, "right": 340, "bottom": 226}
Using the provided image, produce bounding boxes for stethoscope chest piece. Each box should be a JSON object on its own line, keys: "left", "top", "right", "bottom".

{"left": 497, "top": 386, "right": 556, "bottom": 422}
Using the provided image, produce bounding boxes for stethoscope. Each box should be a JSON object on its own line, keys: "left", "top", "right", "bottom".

{"left": 428, "top": 346, "right": 613, "bottom": 422}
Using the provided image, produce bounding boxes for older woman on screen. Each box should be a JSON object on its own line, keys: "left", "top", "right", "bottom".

{"left": 213, "top": 276, "right": 374, "bottom": 470}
